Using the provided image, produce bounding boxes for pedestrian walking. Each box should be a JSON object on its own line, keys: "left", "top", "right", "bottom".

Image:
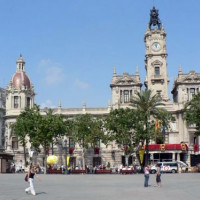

{"left": 156, "top": 163, "right": 161, "bottom": 187}
{"left": 25, "top": 165, "right": 40, "bottom": 196}
{"left": 144, "top": 165, "right": 150, "bottom": 187}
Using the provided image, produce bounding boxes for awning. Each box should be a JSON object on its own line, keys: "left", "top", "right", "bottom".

{"left": 140, "top": 143, "right": 188, "bottom": 151}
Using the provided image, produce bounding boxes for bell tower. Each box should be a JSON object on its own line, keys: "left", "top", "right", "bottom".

{"left": 144, "top": 7, "right": 169, "bottom": 101}
{"left": 5, "top": 55, "right": 35, "bottom": 152}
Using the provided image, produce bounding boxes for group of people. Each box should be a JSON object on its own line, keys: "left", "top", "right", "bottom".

{"left": 144, "top": 163, "right": 161, "bottom": 187}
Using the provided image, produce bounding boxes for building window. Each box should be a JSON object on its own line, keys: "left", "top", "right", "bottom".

{"left": 130, "top": 90, "right": 132, "bottom": 99}
{"left": 155, "top": 67, "right": 160, "bottom": 75}
{"left": 124, "top": 90, "right": 129, "bottom": 103}
{"left": 27, "top": 97, "right": 31, "bottom": 108}
{"left": 12, "top": 137, "right": 18, "bottom": 149}
{"left": 69, "top": 137, "right": 75, "bottom": 148}
{"left": 156, "top": 90, "right": 162, "bottom": 96}
{"left": 194, "top": 137, "right": 197, "bottom": 144}
{"left": 120, "top": 90, "right": 123, "bottom": 103}
{"left": 190, "top": 88, "right": 195, "bottom": 94}
{"left": 190, "top": 88, "right": 195, "bottom": 99}
{"left": 165, "top": 132, "right": 169, "bottom": 144}
{"left": 14, "top": 96, "right": 19, "bottom": 108}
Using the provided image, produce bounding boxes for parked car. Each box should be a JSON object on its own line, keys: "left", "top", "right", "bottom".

{"left": 150, "top": 161, "right": 179, "bottom": 174}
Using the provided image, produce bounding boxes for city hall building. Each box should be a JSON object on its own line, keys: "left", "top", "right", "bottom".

{"left": 1, "top": 7, "right": 200, "bottom": 172}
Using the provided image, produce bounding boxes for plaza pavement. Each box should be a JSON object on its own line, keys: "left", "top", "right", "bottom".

{"left": 0, "top": 173, "right": 199, "bottom": 200}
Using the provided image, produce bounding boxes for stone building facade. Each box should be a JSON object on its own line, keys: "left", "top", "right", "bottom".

{"left": 1, "top": 7, "right": 200, "bottom": 171}
{"left": 0, "top": 87, "right": 5, "bottom": 148}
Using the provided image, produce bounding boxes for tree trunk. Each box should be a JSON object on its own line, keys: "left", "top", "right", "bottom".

{"left": 82, "top": 148, "right": 85, "bottom": 170}
{"left": 23, "top": 144, "right": 27, "bottom": 167}
{"left": 44, "top": 148, "right": 47, "bottom": 174}
{"left": 145, "top": 141, "right": 149, "bottom": 166}
{"left": 125, "top": 154, "right": 129, "bottom": 166}
{"left": 51, "top": 143, "right": 54, "bottom": 155}
{"left": 145, "top": 118, "right": 149, "bottom": 166}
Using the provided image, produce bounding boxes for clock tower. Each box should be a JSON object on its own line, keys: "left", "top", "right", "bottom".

{"left": 144, "top": 7, "right": 169, "bottom": 101}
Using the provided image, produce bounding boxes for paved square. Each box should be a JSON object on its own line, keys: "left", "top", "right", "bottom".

{"left": 0, "top": 173, "right": 199, "bottom": 200}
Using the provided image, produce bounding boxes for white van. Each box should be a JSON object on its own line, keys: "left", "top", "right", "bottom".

{"left": 150, "top": 161, "right": 178, "bottom": 174}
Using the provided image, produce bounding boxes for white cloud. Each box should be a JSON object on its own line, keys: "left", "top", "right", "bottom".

{"left": 38, "top": 59, "right": 66, "bottom": 85}
{"left": 45, "top": 67, "right": 65, "bottom": 85}
{"left": 74, "top": 79, "right": 89, "bottom": 89}
{"left": 40, "top": 99, "right": 56, "bottom": 108}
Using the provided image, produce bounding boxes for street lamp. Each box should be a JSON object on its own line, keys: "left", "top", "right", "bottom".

{"left": 29, "top": 150, "right": 34, "bottom": 165}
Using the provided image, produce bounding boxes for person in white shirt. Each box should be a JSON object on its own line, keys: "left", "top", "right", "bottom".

{"left": 144, "top": 165, "right": 150, "bottom": 187}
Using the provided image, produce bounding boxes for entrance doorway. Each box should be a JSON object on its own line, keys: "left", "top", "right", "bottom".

{"left": 191, "top": 154, "right": 200, "bottom": 166}
{"left": 93, "top": 157, "right": 101, "bottom": 167}
{"left": 122, "top": 156, "right": 133, "bottom": 166}
{"left": 69, "top": 157, "right": 76, "bottom": 169}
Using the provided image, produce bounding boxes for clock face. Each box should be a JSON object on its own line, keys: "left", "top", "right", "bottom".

{"left": 152, "top": 42, "right": 161, "bottom": 51}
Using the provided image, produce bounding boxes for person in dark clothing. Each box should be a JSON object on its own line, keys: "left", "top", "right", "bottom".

{"left": 156, "top": 163, "right": 161, "bottom": 187}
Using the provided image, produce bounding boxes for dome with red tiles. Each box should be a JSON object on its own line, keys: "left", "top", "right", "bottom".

{"left": 12, "top": 72, "right": 31, "bottom": 89}
{"left": 11, "top": 55, "right": 31, "bottom": 89}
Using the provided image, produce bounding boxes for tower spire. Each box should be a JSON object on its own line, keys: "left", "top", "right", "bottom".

{"left": 136, "top": 66, "right": 139, "bottom": 75}
{"left": 178, "top": 65, "right": 182, "bottom": 74}
{"left": 113, "top": 67, "right": 116, "bottom": 76}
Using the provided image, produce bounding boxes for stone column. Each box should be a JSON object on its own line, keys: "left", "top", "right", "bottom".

{"left": 6, "top": 122, "right": 12, "bottom": 151}
{"left": 177, "top": 153, "right": 180, "bottom": 161}
{"left": 172, "top": 153, "right": 176, "bottom": 161}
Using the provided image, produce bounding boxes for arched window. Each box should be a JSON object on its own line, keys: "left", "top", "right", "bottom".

{"left": 12, "top": 137, "right": 18, "bottom": 149}
{"left": 124, "top": 90, "right": 129, "bottom": 103}
{"left": 14, "top": 96, "right": 19, "bottom": 108}
{"left": 27, "top": 97, "right": 31, "bottom": 108}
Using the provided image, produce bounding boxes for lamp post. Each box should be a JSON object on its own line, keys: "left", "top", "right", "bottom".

{"left": 29, "top": 150, "right": 34, "bottom": 165}
{"left": 63, "top": 139, "right": 68, "bottom": 174}
{"left": 12, "top": 147, "right": 15, "bottom": 173}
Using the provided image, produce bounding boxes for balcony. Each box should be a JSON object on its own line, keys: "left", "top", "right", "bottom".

{"left": 150, "top": 74, "right": 164, "bottom": 84}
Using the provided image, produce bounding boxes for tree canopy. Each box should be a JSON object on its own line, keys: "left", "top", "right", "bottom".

{"left": 185, "top": 92, "right": 200, "bottom": 136}
{"left": 130, "top": 89, "right": 174, "bottom": 165}
{"left": 12, "top": 104, "right": 69, "bottom": 165}
{"left": 72, "top": 114, "right": 106, "bottom": 149}
{"left": 104, "top": 108, "right": 138, "bottom": 154}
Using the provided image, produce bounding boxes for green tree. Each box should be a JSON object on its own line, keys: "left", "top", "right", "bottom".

{"left": 185, "top": 92, "right": 200, "bottom": 136}
{"left": 12, "top": 105, "right": 70, "bottom": 171}
{"left": 11, "top": 107, "right": 34, "bottom": 166}
{"left": 72, "top": 114, "right": 106, "bottom": 169}
{"left": 131, "top": 89, "right": 173, "bottom": 165}
{"left": 29, "top": 108, "right": 68, "bottom": 173}
{"left": 104, "top": 108, "right": 138, "bottom": 165}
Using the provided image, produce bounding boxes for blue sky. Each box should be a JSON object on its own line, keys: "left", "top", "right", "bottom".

{"left": 0, "top": 0, "right": 199, "bottom": 108}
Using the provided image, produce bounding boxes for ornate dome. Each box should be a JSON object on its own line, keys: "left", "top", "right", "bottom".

{"left": 12, "top": 72, "right": 31, "bottom": 89}
{"left": 11, "top": 55, "right": 31, "bottom": 89}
